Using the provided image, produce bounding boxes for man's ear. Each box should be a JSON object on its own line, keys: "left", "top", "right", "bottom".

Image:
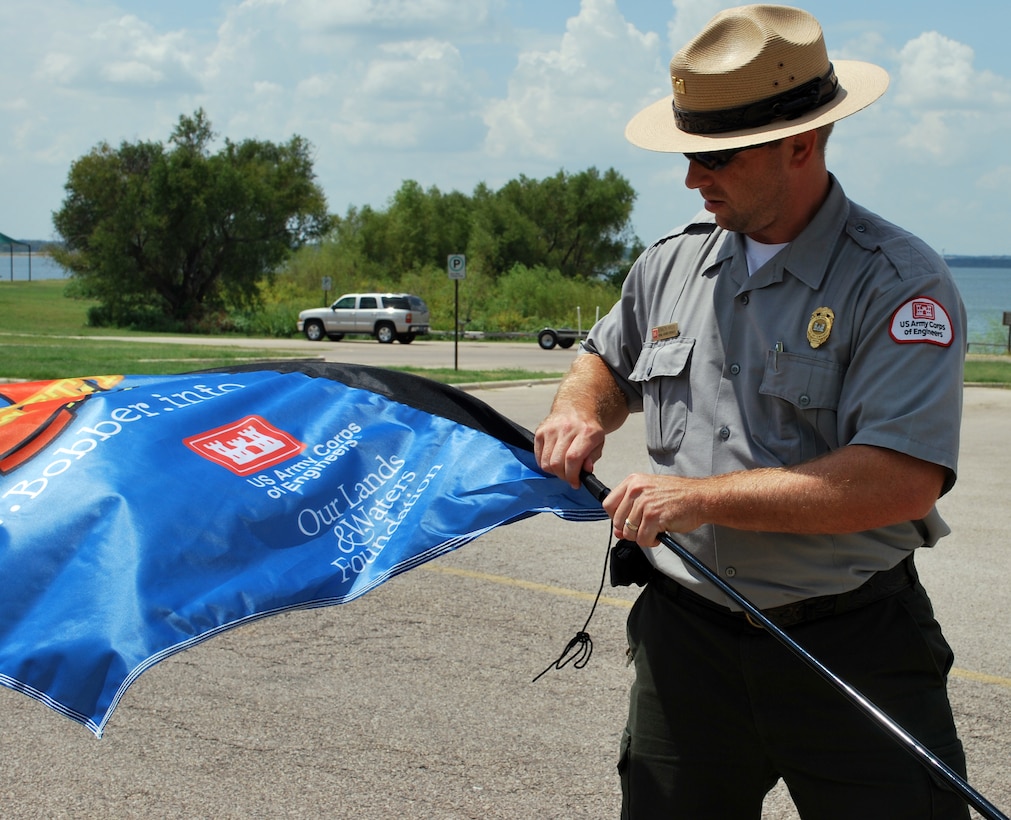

{"left": 789, "top": 129, "right": 822, "bottom": 169}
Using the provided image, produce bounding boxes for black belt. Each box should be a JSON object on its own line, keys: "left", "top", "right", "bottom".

{"left": 649, "top": 555, "right": 918, "bottom": 630}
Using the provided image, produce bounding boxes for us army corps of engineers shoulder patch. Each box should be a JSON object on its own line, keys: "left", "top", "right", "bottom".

{"left": 889, "top": 297, "right": 954, "bottom": 347}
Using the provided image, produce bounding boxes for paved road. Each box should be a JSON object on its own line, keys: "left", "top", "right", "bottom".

{"left": 79, "top": 334, "right": 582, "bottom": 374}
{"left": 1, "top": 368, "right": 1008, "bottom": 818}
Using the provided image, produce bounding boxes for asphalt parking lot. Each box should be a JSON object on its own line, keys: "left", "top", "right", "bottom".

{"left": 0, "top": 372, "right": 1008, "bottom": 819}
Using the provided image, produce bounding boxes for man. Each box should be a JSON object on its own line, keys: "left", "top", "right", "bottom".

{"left": 534, "top": 5, "right": 969, "bottom": 819}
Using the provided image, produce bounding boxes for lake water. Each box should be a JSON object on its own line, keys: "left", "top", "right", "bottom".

{"left": 948, "top": 266, "right": 1011, "bottom": 350}
{"left": 5, "top": 254, "right": 1010, "bottom": 349}
{"left": 3, "top": 253, "right": 68, "bottom": 281}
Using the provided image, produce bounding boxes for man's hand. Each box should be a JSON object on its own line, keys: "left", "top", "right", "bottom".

{"left": 534, "top": 410, "right": 607, "bottom": 490}
{"left": 603, "top": 473, "right": 705, "bottom": 545}
{"left": 534, "top": 354, "right": 630, "bottom": 489}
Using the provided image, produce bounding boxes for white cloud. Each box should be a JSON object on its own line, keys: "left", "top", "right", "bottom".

{"left": 101, "top": 61, "right": 165, "bottom": 86}
{"left": 1, "top": 0, "right": 1010, "bottom": 255}
{"left": 897, "top": 32, "right": 978, "bottom": 108}
{"left": 891, "top": 31, "right": 1011, "bottom": 161}
{"left": 483, "top": 0, "right": 661, "bottom": 161}
{"left": 331, "top": 39, "right": 484, "bottom": 150}
{"left": 295, "top": 74, "right": 337, "bottom": 100}
{"left": 361, "top": 39, "right": 464, "bottom": 99}
{"left": 289, "top": 0, "right": 497, "bottom": 35}
{"left": 204, "top": 3, "right": 289, "bottom": 88}
{"left": 253, "top": 80, "right": 284, "bottom": 98}
{"left": 39, "top": 14, "right": 204, "bottom": 95}
{"left": 36, "top": 52, "right": 78, "bottom": 84}
{"left": 976, "top": 165, "right": 1011, "bottom": 192}
{"left": 200, "top": 0, "right": 488, "bottom": 152}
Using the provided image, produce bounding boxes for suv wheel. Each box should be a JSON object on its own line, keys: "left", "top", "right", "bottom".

{"left": 376, "top": 322, "right": 396, "bottom": 344}
{"left": 304, "top": 320, "right": 325, "bottom": 342}
{"left": 397, "top": 333, "right": 416, "bottom": 344}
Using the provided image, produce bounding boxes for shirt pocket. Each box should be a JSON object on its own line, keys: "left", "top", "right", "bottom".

{"left": 629, "top": 338, "right": 695, "bottom": 455}
{"left": 758, "top": 351, "right": 844, "bottom": 462}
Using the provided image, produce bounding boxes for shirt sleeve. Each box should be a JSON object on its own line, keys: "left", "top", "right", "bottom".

{"left": 582, "top": 222, "right": 719, "bottom": 414}
{"left": 836, "top": 260, "right": 966, "bottom": 492}
{"left": 581, "top": 260, "right": 650, "bottom": 412}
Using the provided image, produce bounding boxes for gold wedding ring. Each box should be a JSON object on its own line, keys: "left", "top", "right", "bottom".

{"left": 625, "top": 519, "right": 638, "bottom": 532}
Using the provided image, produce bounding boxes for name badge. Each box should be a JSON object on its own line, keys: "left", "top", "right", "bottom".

{"left": 651, "top": 323, "right": 680, "bottom": 342}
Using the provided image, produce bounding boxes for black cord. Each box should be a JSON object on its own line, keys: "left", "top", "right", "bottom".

{"left": 532, "top": 530, "right": 613, "bottom": 683}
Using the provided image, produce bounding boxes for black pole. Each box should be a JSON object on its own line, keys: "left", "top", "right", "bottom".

{"left": 581, "top": 472, "right": 1010, "bottom": 820}
{"left": 454, "top": 279, "right": 459, "bottom": 371}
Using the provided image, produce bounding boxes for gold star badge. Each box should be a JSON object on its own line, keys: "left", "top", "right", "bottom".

{"left": 807, "top": 307, "right": 834, "bottom": 349}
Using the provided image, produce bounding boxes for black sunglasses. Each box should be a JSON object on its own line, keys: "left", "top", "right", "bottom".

{"left": 682, "top": 145, "right": 752, "bottom": 171}
{"left": 683, "top": 139, "right": 782, "bottom": 171}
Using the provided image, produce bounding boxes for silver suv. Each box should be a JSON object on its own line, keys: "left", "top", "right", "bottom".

{"left": 297, "top": 293, "right": 430, "bottom": 344}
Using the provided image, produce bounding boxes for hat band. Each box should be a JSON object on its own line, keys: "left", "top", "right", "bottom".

{"left": 673, "top": 64, "right": 839, "bottom": 135}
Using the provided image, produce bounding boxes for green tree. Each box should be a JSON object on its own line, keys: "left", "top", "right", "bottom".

{"left": 310, "top": 167, "right": 639, "bottom": 287}
{"left": 53, "top": 109, "right": 332, "bottom": 329}
{"left": 490, "top": 167, "right": 637, "bottom": 280}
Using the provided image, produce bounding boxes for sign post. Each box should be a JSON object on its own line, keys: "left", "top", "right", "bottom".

{"left": 321, "top": 276, "right": 332, "bottom": 305}
{"left": 447, "top": 254, "right": 466, "bottom": 370}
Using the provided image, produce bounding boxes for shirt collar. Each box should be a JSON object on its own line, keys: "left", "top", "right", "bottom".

{"left": 706, "top": 175, "right": 850, "bottom": 290}
{"left": 776, "top": 175, "right": 849, "bottom": 289}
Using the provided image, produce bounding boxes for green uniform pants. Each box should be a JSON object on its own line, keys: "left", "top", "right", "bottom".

{"left": 620, "top": 575, "right": 969, "bottom": 819}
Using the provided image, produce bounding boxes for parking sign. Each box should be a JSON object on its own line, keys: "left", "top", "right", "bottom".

{"left": 447, "top": 254, "right": 466, "bottom": 280}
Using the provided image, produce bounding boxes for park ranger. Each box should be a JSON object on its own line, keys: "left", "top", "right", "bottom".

{"left": 535, "top": 5, "right": 969, "bottom": 818}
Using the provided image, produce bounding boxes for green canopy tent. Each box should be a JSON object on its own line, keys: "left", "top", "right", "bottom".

{"left": 0, "top": 231, "right": 31, "bottom": 282}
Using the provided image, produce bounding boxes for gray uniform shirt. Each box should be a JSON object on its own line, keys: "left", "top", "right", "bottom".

{"left": 584, "top": 177, "right": 966, "bottom": 609}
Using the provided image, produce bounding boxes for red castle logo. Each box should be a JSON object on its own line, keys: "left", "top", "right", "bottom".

{"left": 183, "top": 416, "right": 305, "bottom": 476}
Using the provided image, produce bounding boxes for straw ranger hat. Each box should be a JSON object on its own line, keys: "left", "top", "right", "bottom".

{"left": 625, "top": 4, "right": 889, "bottom": 153}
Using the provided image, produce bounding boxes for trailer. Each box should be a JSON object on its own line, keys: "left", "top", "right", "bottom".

{"left": 537, "top": 327, "right": 587, "bottom": 350}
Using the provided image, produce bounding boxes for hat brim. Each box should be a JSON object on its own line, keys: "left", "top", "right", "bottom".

{"left": 625, "top": 60, "right": 889, "bottom": 153}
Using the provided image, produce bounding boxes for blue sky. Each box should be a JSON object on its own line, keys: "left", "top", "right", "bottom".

{"left": 1, "top": 0, "right": 1009, "bottom": 255}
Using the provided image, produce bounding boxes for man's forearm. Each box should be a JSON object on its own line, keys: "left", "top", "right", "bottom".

{"left": 535, "top": 353, "right": 629, "bottom": 487}
{"left": 548, "top": 353, "right": 629, "bottom": 433}
{"left": 609, "top": 444, "right": 949, "bottom": 542}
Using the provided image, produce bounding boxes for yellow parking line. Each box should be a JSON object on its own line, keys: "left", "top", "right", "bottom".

{"left": 425, "top": 564, "right": 1011, "bottom": 690}
{"left": 950, "top": 667, "right": 1011, "bottom": 689}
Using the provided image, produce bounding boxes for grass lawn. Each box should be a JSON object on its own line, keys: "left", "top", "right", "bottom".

{"left": 2, "top": 279, "right": 1007, "bottom": 385}
{"left": 0, "top": 281, "right": 562, "bottom": 383}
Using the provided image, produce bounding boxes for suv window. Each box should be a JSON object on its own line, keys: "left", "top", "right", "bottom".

{"left": 408, "top": 296, "right": 428, "bottom": 311}
{"left": 334, "top": 296, "right": 356, "bottom": 309}
{"left": 383, "top": 296, "right": 410, "bottom": 310}
{"left": 359, "top": 296, "right": 378, "bottom": 309}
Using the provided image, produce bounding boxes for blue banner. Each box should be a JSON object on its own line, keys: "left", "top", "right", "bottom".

{"left": 0, "top": 365, "right": 605, "bottom": 736}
